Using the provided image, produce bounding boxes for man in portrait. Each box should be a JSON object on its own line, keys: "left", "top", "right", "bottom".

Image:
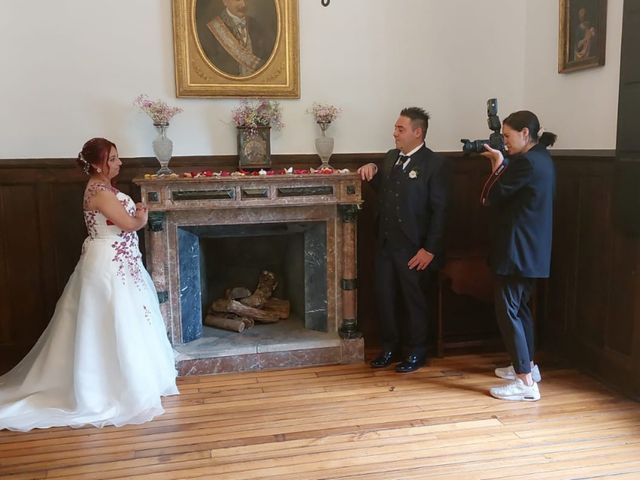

{"left": 198, "top": 0, "right": 276, "bottom": 77}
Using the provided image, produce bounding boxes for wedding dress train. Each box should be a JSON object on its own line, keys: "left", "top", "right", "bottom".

{"left": 0, "top": 185, "right": 178, "bottom": 431}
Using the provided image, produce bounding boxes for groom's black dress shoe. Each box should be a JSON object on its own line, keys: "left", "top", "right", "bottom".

{"left": 369, "top": 351, "right": 396, "bottom": 368}
{"left": 395, "top": 354, "right": 426, "bottom": 373}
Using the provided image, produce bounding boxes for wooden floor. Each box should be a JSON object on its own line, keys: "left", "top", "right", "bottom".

{"left": 1, "top": 353, "right": 639, "bottom": 480}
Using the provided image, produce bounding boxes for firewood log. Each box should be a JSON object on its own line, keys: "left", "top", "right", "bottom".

{"left": 210, "top": 298, "right": 280, "bottom": 323}
{"left": 262, "top": 297, "right": 290, "bottom": 319}
{"left": 204, "top": 314, "right": 246, "bottom": 332}
{"left": 240, "top": 270, "right": 278, "bottom": 308}
{"left": 240, "top": 317, "right": 255, "bottom": 329}
{"left": 205, "top": 312, "right": 254, "bottom": 329}
{"left": 225, "top": 287, "right": 252, "bottom": 300}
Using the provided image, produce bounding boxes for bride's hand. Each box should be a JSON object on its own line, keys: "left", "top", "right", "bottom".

{"left": 135, "top": 203, "right": 148, "bottom": 222}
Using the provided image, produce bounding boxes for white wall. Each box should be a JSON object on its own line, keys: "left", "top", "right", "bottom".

{"left": 0, "top": 0, "right": 622, "bottom": 159}
{"left": 524, "top": 0, "right": 623, "bottom": 149}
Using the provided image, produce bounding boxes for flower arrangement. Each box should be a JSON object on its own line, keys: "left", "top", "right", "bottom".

{"left": 232, "top": 99, "right": 284, "bottom": 134}
{"left": 308, "top": 102, "right": 341, "bottom": 124}
{"left": 134, "top": 94, "right": 183, "bottom": 125}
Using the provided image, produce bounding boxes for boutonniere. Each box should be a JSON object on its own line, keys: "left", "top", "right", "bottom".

{"left": 408, "top": 169, "right": 419, "bottom": 179}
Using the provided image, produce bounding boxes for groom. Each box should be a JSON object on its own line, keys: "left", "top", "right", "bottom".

{"left": 358, "top": 107, "right": 451, "bottom": 373}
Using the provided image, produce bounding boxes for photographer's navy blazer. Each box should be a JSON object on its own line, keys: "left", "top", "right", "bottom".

{"left": 481, "top": 143, "right": 556, "bottom": 278}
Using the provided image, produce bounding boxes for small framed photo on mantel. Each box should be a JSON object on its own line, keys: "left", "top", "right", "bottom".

{"left": 558, "top": 0, "right": 607, "bottom": 73}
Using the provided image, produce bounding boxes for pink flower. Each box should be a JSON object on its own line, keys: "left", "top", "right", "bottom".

{"left": 308, "top": 102, "right": 341, "bottom": 124}
{"left": 231, "top": 100, "right": 284, "bottom": 135}
{"left": 134, "top": 94, "right": 183, "bottom": 125}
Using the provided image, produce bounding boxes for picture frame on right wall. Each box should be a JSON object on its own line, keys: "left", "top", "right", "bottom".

{"left": 559, "top": 0, "right": 607, "bottom": 73}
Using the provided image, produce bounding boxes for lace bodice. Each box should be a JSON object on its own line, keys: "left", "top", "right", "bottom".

{"left": 82, "top": 182, "right": 143, "bottom": 286}
{"left": 83, "top": 183, "right": 135, "bottom": 238}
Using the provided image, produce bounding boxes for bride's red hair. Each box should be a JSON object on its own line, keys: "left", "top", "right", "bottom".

{"left": 77, "top": 138, "right": 118, "bottom": 181}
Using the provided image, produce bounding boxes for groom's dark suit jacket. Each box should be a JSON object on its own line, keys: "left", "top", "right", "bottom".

{"left": 371, "top": 145, "right": 451, "bottom": 269}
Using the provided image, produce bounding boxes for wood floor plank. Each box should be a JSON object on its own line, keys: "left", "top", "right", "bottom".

{"left": 0, "top": 354, "right": 638, "bottom": 480}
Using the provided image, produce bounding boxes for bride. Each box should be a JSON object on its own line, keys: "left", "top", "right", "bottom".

{"left": 0, "top": 138, "right": 178, "bottom": 431}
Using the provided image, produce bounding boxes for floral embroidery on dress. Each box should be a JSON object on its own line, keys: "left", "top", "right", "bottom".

{"left": 82, "top": 183, "right": 145, "bottom": 288}
{"left": 83, "top": 182, "right": 118, "bottom": 212}
{"left": 111, "top": 231, "right": 144, "bottom": 288}
{"left": 143, "top": 305, "right": 152, "bottom": 325}
{"left": 82, "top": 211, "right": 97, "bottom": 255}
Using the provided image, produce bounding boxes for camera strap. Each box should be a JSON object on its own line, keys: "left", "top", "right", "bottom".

{"left": 480, "top": 163, "right": 506, "bottom": 206}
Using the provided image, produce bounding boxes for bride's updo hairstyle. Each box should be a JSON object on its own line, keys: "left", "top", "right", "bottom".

{"left": 77, "top": 138, "right": 117, "bottom": 177}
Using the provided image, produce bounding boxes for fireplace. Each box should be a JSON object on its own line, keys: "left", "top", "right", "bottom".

{"left": 179, "top": 221, "right": 328, "bottom": 340}
{"left": 134, "top": 173, "right": 364, "bottom": 375}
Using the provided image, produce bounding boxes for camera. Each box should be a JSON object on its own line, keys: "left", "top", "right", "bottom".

{"left": 460, "top": 98, "right": 505, "bottom": 154}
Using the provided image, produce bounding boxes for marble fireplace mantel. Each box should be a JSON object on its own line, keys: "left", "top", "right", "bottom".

{"left": 133, "top": 172, "right": 364, "bottom": 375}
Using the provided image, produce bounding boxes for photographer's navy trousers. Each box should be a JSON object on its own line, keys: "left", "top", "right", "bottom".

{"left": 493, "top": 275, "right": 536, "bottom": 375}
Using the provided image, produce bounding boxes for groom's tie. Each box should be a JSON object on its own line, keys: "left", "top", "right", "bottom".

{"left": 395, "top": 154, "right": 409, "bottom": 170}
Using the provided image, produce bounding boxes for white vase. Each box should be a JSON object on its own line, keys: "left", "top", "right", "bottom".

{"left": 152, "top": 123, "right": 173, "bottom": 175}
{"left": 315, "top": 121, "right": 334, "bottom": 169}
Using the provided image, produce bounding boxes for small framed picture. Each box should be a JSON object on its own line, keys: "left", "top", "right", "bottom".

{"left": 237, "top": 127, "right": 271, "bottom": 169}
{"left": 558, "top": 0, "right": 607, "bottom": 73}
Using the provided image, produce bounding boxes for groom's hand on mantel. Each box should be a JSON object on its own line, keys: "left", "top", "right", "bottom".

{"left": 357, "top": 163, "right": 378, "bottom": 182}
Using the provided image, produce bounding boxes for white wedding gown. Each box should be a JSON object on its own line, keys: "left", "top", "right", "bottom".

{"left": 0, "top": 184, "right": 179, "bottom": 431}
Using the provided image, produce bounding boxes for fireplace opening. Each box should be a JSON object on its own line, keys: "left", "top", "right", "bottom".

{"left": 177, "top": 222, "right": 328, "bottom": 344}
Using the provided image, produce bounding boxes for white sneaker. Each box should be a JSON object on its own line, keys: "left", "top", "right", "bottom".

{"left": 490, "top": 378, "right": 540, "bottom": 402}
{"left": 495, "top": 364, "right": 542, "bottom": 383}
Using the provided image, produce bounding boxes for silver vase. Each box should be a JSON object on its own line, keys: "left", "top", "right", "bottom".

{"left": 152, "top": 123, "right": 173, "bottom": 175}
{"left": 315, "top": 121, "right": 334, "bottom": 169}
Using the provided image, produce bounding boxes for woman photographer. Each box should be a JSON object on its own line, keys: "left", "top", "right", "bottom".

{"left": 480, "top": 110, "right": 557, "bottom": 402}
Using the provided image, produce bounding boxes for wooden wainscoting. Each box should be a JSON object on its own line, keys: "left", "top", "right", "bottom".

{"left": 1, "top": 151, "right": 639, "bottom": 400}
{"left": 544, "top": 151, "right": 640, "bottom": 400}
{"left": 0, "top": 160, "right": 87, "bottom": 371}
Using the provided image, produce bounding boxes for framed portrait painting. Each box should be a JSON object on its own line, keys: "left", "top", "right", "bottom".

{"left": 172, "top": 0, "right": 299, "bottom": 97}
{"left": 558, "top": 0, "right": 607, "bottom": 73}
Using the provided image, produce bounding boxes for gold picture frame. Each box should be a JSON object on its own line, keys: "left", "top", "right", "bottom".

{"left": 558, "top": 0, "right": 607, "bottom": 73}
{"left": 172, "top": 0, "right": 299, "bottom": 97}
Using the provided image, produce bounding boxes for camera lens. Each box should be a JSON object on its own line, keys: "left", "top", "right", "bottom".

{"left": 460, "top": 139, "right": 489, "bottom": 154}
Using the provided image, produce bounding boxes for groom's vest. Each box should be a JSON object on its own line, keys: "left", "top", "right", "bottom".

{"left": 379, "top": 164, "right": 414, "bottom": 249}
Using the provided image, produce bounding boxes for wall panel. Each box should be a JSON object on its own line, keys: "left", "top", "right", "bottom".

{"left": 1, "top": 152, "right": 638, "bottom": 400}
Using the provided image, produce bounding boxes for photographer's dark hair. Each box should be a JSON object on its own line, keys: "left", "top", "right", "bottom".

{"left": 77, "top": 137, "right": 117, "bottom": 176}
{"left": 503, "top": 110, "right": 557, "bottom": 147}
{"left": 400, "top": 107, "right": 430, "bottom": 139}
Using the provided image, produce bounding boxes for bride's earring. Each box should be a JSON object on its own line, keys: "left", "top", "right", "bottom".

{"left": 96, "top": 168, "right": 102, "bottom": 173}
